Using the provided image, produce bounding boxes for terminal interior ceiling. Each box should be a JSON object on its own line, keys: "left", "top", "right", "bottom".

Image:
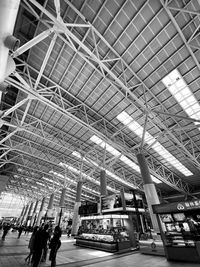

{"left": 1, "top": 0, "right": 200, "bottom": 210}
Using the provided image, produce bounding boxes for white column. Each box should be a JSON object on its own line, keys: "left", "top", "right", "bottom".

{"left": 71, "top": 181, "right": 83, "bottom": 236}
{"left": 36, "top": 197, "right": 45, "bottom": 226}
{"left": 137, "top": 153, "right": 160, "bottom": 233}
{"left": 30, "top": 200, "right": 39, "bottom": 227}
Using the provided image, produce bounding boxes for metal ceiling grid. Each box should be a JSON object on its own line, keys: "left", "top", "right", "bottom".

{"left": 2, "top": 0, "right": 200, "bottom": 206}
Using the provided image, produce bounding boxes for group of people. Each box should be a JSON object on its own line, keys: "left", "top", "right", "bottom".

{"left": 25, "top": 223, "right": 62, "bottom": 267}
{"left": 0, "top": 221, "right": 62, "bottom": 266}
{"left": 1, "top": 223, "right": 35, "bottom": 240}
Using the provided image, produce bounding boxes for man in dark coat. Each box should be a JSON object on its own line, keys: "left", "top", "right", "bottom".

{"left": 1, "top": 223, "right": 10, "bottom": 240}
{"left": 32, "top": 224, "right": 50, "bottom": 267}
{"left": 17, "top": 225, "right": 24, "bottom": 238}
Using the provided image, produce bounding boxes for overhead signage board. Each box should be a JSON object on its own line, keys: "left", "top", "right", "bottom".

{"left": 101, "top": 193, "right": 145, "bottom": 213}
{"left": 153, "top": 199, "right": 200, "bottom": 214}
{"left": 101, "top": 194, "right": 122, "bottom": 212}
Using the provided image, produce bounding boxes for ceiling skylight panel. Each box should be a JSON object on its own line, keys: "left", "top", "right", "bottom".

{"left": 90, "top": 135, "right": 121, "bottom": 157}
{"left": 117, "top": 111, "right": 193, "bottom": 176}
{"left": 72, "top": 151, "right": 98, "bottom": 167}
{"left": 59, "top": 162, "right": 117, "bottom": 192}
{"left": 162, "top": 69, "right": 200, "bottom": 124}
{"left": 189, "top": 104, "right": 200, "bottom": 116}
{"left": 174, "top": 91, "right": 185, "bottom": 102}
{"left": 72, "top": 151, "right": 136, "bottom": 188}
{"left": 90, "top": 135, "right": 161, "bottom": 184}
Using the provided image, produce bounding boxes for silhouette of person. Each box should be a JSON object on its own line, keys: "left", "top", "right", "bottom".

{"left": 49, "top": 225, "right": 62, "bottom": 267}
{"left": 17, "top": 225, "right": 24, "bottom": 239}
{"left": 1, "top": 223, "right": 10, "bottom": 240}
{"left": 32, "top": 224, "right": 50, "bottom": 267}
{"left": 25, "top": 226, "right": 38, "bottom": 264}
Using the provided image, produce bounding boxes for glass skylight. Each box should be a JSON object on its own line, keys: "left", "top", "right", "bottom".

{"left": 36, "top": 181, "right": 44, "bottom": 186}
{"left": 72, "top": 151, "right": 136, "bottom": 188}
{"left": 42, "top": 176, "right": 60, "bottom": 186}
{"left": 51, "top": 172, "right": 95, "bottom": 200}
{"left": 90, "top": 135, "right": 121, "bottom": 157}
{"left": 90, "top": 135, "right": 161, "bottom": 184}
{"left": 49, "top": 170, "right": 76, "bottom": 185}
{"left": 72, "top": 151, "right": 98, "bottom": 167}
{"left": 59, "top": 162, "right": 117, "bottom": 193}
{"left": 162, "top": 69, "right": 200, "bottom": 124}
{"left": 117, "top": 111, "right": 193, "bottom": 177}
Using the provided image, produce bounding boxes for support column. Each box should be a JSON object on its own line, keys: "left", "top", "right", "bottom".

{"left": 120, "top": 187, "right": 126, "bottom": 211}
{"left": 18, "top": 205, "right": 25, "bottom": 224}
{"left": 71, "top": 181, "right": 83, "bottom": 236}
{"left": 56, "top": 188, "right": 66, "bottom": 225}
{"left": 59, "top": 188, "right": 66, "bottom": 207}
{"left": 136, "top": 153, "right": 160, "bottom": 233}
{"left": 100, "top": 169, "right": 107, "bottom": 196}
{"left": 30, "top": 200, "right": 39, "bottom": 227}
{"left": 48, "top": 193, "right": 54, "bottom": 210}
{"left": 36, "top": 197, "right": 45, "bottom": 226}
{"left": 21, "top": 204, "right": 29, "bottom": 225}
{"left": 25, "top": 202, "right": 33, "bottom": 226}
{"left": 46, "top": 193, "right": 55, "bottom": 220}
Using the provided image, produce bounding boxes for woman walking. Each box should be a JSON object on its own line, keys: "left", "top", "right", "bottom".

{"left": 49, "top": 226, "right": 62, "bottom": 267}
{"left": 25, "top": 226, "right": 38, "bottom": 264}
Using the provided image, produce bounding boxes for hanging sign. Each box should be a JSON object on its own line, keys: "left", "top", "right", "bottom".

{"left": 153, "top": 199, "right": 200, "bottom": 214}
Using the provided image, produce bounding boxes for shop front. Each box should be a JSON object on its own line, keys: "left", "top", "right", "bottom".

{"left": 153, "top": 199, "right": 200, "bottom": 263}
{"left": 75, "top": 191, "right": 146, "bottom": 252}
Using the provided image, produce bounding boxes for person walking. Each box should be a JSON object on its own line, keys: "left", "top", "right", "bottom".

{"left": 67, "top": 225, "right": 71, "bottom": 237}
{"left": 49, "top": 226, "right": 62, "bottom": 267}
{"left": 41, "top": 224, "right": 51, "bottom": 262}
{"left": 17, "top": 225, "right": 24, "bottom": 239}
{"left": 25, "top": 226, "right": 38, "bottom": 264}
{"left": 32, "top": 224, "right": 50, "bottom": 267}
{"left": 1, "top": 223, "right": 10, "bottom": 240}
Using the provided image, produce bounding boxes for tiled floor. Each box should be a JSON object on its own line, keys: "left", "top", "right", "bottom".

{"left": 0, "top": 230, "right": 199, "bottom": 267}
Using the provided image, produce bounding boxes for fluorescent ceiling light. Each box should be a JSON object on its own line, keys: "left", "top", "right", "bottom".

{"left": 117, "top": 111, "right": 192, "bottom": 177}
{"left": 162, "top": 69, "right": 200, "bottom": 124}
{"left": 90, "top": 135, "right": 161, "bottom": 184}
{"left": 72, "top": 151, "right": 136, "bottom": 188}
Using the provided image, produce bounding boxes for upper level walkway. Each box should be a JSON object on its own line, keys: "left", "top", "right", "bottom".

{"left": 0, "top": 229, "right": 199, "bottom": 267}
